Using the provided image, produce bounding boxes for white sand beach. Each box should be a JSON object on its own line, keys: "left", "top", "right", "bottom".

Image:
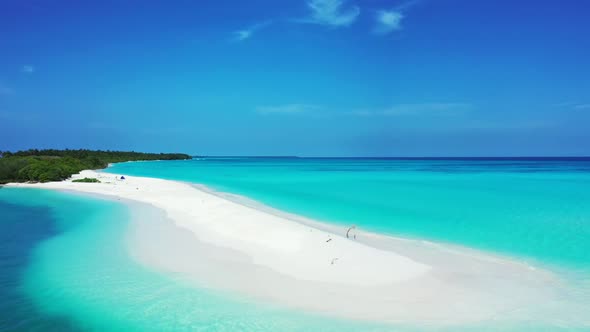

{"left": 9, "top": 170, "right": 587, "bottom": 326}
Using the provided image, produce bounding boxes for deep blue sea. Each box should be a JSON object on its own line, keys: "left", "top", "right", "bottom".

{"left": 1, "top": 158, "right": 589, "bottom": 331}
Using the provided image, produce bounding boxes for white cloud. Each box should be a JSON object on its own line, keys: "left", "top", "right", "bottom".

{"left": 233, "top": 21, "right": 271, "bottom": 42}
{"left": 573, "top": 104, "right": 590, "bottom": 110}
{"left": 301, "top": 0, "right": 360, "bottom": 27}
{"left": 22, "top": 65, "right": 35, "bottom": 74}
{"left": 256, "top": 104, "right": 321, "bottom": 115}
{"left": 374, "top": 10, "right": 404, "bottom": 34}
{"left": 349, "top": 103, "right": 473, "bottom": 116}
{"left": 373, "top": 0, "right": 420, "bottom": 36}
{"left": 234, "top": 30, "right": 253, "bottom": 42}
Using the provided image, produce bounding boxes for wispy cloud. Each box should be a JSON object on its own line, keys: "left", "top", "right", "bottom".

{"left": 300, "top": 0, "right": 360, "bottom": 27}
{"left": 553, "top": 101, "right": 590, "bottom": 110}
{"left": 0, "top": 110, "right": 16, "bottom": 119}
{"left": 373, "top": 10, "right": 404, "bottom": 34}
{"left": 22, "top": 65, "right": 35, "bottom": 74}
{"left": 374, "top": 0, "right": 420, "bottom": 35}
{"left": 0, "top": 85, "right": 14, "bottom": 95}
{"left": 233, "top": 21, "right": 271, "bottom": 42}
{"left": 552, "top": 101, "right": 577, "bottom": 108}
{"left": 349, "top": 103, "right": 473, "bottom": 116}
{"left": 394, "top": 0, "right": 422, "bottom": 11}
{"left": 256, "top": 104, "right": 322, "bottom": 115}
{"left": 0, "top": 110, "right": 40, "bottom": 122}
{"left": 256, "top": 102, "right": 472, "bottom": 117}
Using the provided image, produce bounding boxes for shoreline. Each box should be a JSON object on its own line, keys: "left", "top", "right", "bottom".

{"left": 192, "top": 183, "right": 542, "bottom": 270}
{"left": 6, "top": 170, "right": 589, "bottom": 326}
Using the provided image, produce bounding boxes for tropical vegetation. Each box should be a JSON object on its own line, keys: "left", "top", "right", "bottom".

{"left": 0, "top": 149, "right": 191, "bottom": 184}
{"left": 72, "top": 177, "right": 101, "bottom": 183}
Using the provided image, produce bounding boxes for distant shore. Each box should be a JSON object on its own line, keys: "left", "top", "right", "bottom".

{"left": 6, "top": 170, "right": 584, "bottom": 326}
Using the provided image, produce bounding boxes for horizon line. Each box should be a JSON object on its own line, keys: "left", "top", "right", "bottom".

{"left": 194, "top": 155, "right": 590, "bottom": 159}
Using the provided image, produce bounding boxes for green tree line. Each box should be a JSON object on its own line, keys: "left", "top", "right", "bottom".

{"left": 0, "top": 149, "right": 191, "bottom": 184}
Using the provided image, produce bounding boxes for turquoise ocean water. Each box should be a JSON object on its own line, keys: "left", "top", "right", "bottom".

{"left": 109, "top": 158, "right": 590, "bottom": 271}
{"left": 0, "top": 188, "right": 392, "bottom": 331}
{"left": 1, "top": 158, "right": 589, "bottom": 331}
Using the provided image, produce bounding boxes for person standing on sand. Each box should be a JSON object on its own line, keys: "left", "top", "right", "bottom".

{"left": 346, "top": 225, "right": 356, "bottom": 239}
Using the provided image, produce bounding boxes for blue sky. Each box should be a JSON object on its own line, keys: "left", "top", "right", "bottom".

{"left": 1, "top": 0, "right": 589, "bottom": 156}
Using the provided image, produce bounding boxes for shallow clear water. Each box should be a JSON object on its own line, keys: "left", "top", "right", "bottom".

{"left": 2, "top": 158, "right": 590, "bottom": 331}
{"left": 0, "top": 189, "right": 80, "bottom": 331}
{"left": 0, "top": 188, "right": 393, "bottom": 331}
{"left": 109, "top": 158, "right": 590, "bottom": 271}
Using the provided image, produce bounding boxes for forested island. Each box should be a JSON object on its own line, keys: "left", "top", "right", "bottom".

{"left": 0, "top": 149, "right": 191, "bottom": 184}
